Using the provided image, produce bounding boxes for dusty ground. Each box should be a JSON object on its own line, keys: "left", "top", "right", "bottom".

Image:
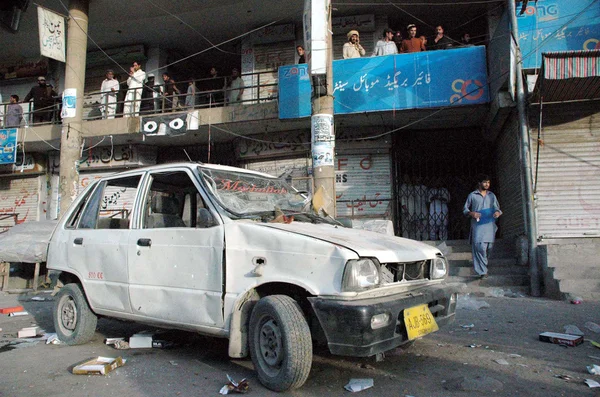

{"left": 1, "top": 290, "right": 600, "bottom": 397}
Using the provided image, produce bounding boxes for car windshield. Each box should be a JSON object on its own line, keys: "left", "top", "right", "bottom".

{"left": 198, "top": 166, "right": 311, "bottom": 217}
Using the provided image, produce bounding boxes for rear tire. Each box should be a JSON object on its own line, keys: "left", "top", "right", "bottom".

{"left": 53, "top": 283, "right": 97, "bottom": 345}
{"left": 249, "top": 295, "right": 312, "bottom": 391}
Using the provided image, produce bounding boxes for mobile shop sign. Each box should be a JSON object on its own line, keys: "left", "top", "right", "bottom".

{"left": 516, "top": 0, "right": 600, "bottom": 69}
{"left": 0, "top": 128, "right": 18, "bottom": 165}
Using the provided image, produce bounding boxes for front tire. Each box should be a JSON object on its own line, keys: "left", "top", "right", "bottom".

{"left": 249, "top": 295, "right": 312, "bottom": 391}
{"left": 53, "top": 283, "right": 97, "bottom": 345}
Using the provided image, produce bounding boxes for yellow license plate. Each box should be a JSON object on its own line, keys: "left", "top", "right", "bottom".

{"left": 404, "top": 304, "right": 439, "bottom": 340}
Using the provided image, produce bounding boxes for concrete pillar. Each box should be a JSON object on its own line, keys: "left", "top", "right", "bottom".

{"left": 59, "top": 0, "right": 89, "bottom": 216}
{"left": 311, "top": 4, "right": 336, "bottom": 217}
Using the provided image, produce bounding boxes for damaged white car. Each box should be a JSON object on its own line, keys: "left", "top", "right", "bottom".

{"left": 47, "top": 163, "right": 460, "bottom": 391}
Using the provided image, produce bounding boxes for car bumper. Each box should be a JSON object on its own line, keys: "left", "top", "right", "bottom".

{"left": 308, "top": 282, "right": 461, "bottom": 357}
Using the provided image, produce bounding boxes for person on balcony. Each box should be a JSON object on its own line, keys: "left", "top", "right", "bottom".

{"left": 401, "top": 24, "right": 426, "bottom": 53}
{"left": 5, "top": 95, "right": 23, "bottom": 128}
{"left": 296, "top": 45, "right": 306, "bottom": 64}
{"left": 225, "top": 68, "right": 244, "bottom": 105}
{"left": 419, "top": 36, "right": 428, "bottom": 49}
{"left": 100, "top": 69, "right": 119, "bottom": 119}
{"left": 185, "top": 78, "right": 198, "bottom": 109}
{"left": 431, "top": 25, "right": 454, "bottom": 50}
{"left": 343, "top": 30, "right": 365, "bottom": 59}
{"left": 204, "top": 66, "right": 224, "bottom": 106}
{"left": 23, "top": 76, "right": 58, "bottom": 123}
{"left": 162, "top": 72, "right": 181, "bottom": 111}
{"left": 124, "top": 62, "right": 146, "bottom": 117}
{"left": 393, "top": 30, "right": 403, "bottom": 53}
{"left": 372, "top": 28, "right": 398, "bottom": 56}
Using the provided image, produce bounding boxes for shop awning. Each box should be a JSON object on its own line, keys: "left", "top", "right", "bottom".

{"left": 533, "top": 50, "right": 600, "bottom": 102}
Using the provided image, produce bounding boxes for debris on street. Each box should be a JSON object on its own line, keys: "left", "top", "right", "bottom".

{"left": 219, "top": 375, "right": 249, "bottom": 394}
{"left": 553, "top": 374, "right": 574, "bottom": 381}
{"left": 461, "top": 324, "right": 475, "bottom": 329}
{"left": 539, "top": 332, "right": 584, "bottom": 347}
{"left": 0, "top": 305, "right": 24, "bottom": 314}
{"left": 585, "top": 322, "right": 600, "bottom": 333}
{"left": 344, "top": 378, "right": 374, "bottom": 392}
{"left": 457, "top": 295, "right": 490, "bottom": 311}
{"left": 72, "top": 356, "right": 126, "bottom": 375}
{"left": 584, "top": 379, "right": 600, "bottom": 388}
{"left": 494, "top": 358, "right": 510, "bottom": 365}
{"left": 563, "top": 324, "right": 584, "bottom": 336}
{"left": 8, "top": 311, "right": 29, "bottom": 317}
{"left": 590, "top": 340, "right": 600, "bottom": 349}
{"left": 44, "top": 333, "right": 60, "bottom": 344}
{"left": 105, "top": 338, "right": 130, "bottom": 349}
{"left": 587, "top": 364, "right": 600, "bottom": 375}
{"left": 129, "top": 333, "right": 153, "bottom": 348}
{"left": 17, "top": 326, "right": 40, "bottom": 338}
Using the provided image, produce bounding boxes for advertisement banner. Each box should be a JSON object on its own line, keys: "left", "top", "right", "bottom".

{"left": 516, "top": 0, "right": 600, "bottom": 69}
{"left": 278, "top": 64, "right": 312, "bottom": 119}
{"left": 311, "top": 114, "right": 334, "bottom": 167}
{"left": 61, "top": 88, "right": 76, "bottom": 118}
{"left": 0, "top": 128, "right": 18, "bottom": 165}
{"left": 37, "top": 6, "right": 66, "bottom": 63}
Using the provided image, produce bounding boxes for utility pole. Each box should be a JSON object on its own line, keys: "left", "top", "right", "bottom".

{"left": 507, "top": 0, "right": 540, "bottom": 297}
{"left": 59, "top": 0, "right": 89, "bottom": 216}
{"left": 311, "top": 0, "right": 336, "bottom": 217}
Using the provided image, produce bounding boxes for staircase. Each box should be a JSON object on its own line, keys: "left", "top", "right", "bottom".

{"left": 426, "top": 239, "right": 531, "bottom": 296}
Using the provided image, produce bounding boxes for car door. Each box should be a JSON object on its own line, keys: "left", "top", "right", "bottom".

{"left": 65, "top": 173, "right": 143, "bottom": 313}
{"left": 127, "top": 167, "right": 225, "bottom": 328}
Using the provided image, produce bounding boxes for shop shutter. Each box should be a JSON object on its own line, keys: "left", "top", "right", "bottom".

{"left": 248, "top": 41, "right": 296, "bottom": 103}
{"left": 495, "top": 114, "right": 525, "bottom": 239}
{"left": 335, "top": 153, "right": 392, "bottom": 220}
{"left": 244, "top": 156, "right": 312, "bottom": 193}
{"left": 0, "top": 175, "right": 41, "bottom": 230}
{"left": 532, "top": 103, "right": 600, "bottom": 238}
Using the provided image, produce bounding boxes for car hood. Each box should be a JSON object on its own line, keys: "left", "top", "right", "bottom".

{"left": 260, "top": 222, "right": 441, "bottom": 263}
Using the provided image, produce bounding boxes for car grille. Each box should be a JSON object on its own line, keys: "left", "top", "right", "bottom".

{"left": 380, "top": 260, "right": 430, "bottom": 283}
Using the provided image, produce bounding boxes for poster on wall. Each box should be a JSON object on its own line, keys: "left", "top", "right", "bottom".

{"left": 37, "top": 6, "right": 66, "bottom": 63}
{"left": 311, "top": 114, "right": 334, "bottom": 167}
{"left": 0, "top": 128, "right": 18, "bottom": 165}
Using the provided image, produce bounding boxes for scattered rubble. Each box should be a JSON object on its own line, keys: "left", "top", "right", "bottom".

{"left": 219, "top": 375, "right": 249, "bottom": 394}
{"left": 344, "top": 378, "right": 373, "bottom": 392}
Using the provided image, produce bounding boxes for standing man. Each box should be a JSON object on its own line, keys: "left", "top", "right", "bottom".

{"left": 124, "top": 61, "right": 146, "bottom": 117}
{"left": 5, "top": 95, "right": 23, "bottom": 128}
{"left": 343, "top": 30, "right": 365, "bottom": 59}
{"left": 372, "top": 28, "right": 398, "bottom": 56}
{"left": 100, "top": 69, "right": 119, "bottom": 119}
{"left": 431, "top": 25, "right": 453, "bottom": 50}
{"left": 463, "top": 174, "right": 502, "bottom": 278}
{"left": 162, "top": 72, "right": 181, "bottom": 111}
{"left": 401, "top": 24, "right": 426, "bottom": 53}
{"left": 225, "top": 68, "right": 244, "bottom": 105}
{"left": 296, "top": 45, "right": 306, "bottom": 64}
{"left": 23, "top": 76, "right": 58, "bottom": 123}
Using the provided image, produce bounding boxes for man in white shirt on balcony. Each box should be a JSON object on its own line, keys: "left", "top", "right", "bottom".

{"left": 343, "top": 30, "right": 366, "bottom": 59}
{"left": 372, "top": 28, "right": 398, "bottom": 56}
{"left": 100, "top": 69, "right": 119, "bottom": 119}
{"left": 124, "top": 61, "right": 146, "bottom": 117}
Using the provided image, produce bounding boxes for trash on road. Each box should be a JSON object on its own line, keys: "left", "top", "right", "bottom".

{"left": 105, "top": 337, "right": 130, "bottom": 349}
{"left": 585, "top": 379, "right": 600, "bottom": 388}
{"left": 585, "top": 322, "right": 600, "bottom": 334}
{"left": 494, "top": 358, "right": 509, "bottom": 365}
{"left": 8, "top": 311, "right": 29, "bottom": 317}
{"left": 587, "top": 364, "right": 600, "bottom": 375}
{"left": 129, "top": 333, "right": 153, "bottom": 348}
{"left": 344, "top": 378, "right": 374, "bottom": 392}
{"left": 0, "top": 305, "right": 24, "bottom": 314}
{"left": 44, "top": 333, "right": 60, "bottom": 344}
{"left": 564, "top": 325, "right": 584, "bottom": 336}
{"left": 457, "top": 295, "right": 490, "bottom": 311}
{"left": 589, "top": 355, "right": 600, "bottom": 361}
{"left": 590, "top": 340, "right": 600, "bottom": 349}
{"left": 467, "top": 344, "right": 482, "bottom": 348}
{"left": 18, "top": 326, "right": 41, "bottom": 338}
{"left": 554, "top": 374, "right": 574, "bottom": 381}
{"left": 570, "top": 297, "right": 583, "bottom": 304}
{"left": 219, "top": 375, "right": 249, "bottom": 394}
{"left": 539, "top": 332, "right": 584, "bottom": 347}
{"left": 72, "top": 356, "right": 126, "bottom": 375}
{"left": 152, "top": 339, "right": 176, "bottom": 349}
{"left": 461, "top": 324, "right": 475, "bottom": 329}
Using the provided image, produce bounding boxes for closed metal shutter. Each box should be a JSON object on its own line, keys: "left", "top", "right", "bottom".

{"left": 335, "top": 153, "right": 392, "bottom": 220}
{"left": 248, "top": 42, "right": 296, "bottom": 103}
{"left": 0, "top": 175, "right": 41, "bottom": 231}
{"left": 495, "top": 113, "right": 525, "bottom": 239}
{"left": 532, "top": 103, "right": 600, "bottom": 238}
{"left": 244, "top": 156, "right": 312, "bottom": 194}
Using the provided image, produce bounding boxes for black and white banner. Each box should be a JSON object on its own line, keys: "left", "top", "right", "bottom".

{"left": 38, "top": 6, "right": 66, "bottom": 62}
{"left": 141, "top": 111, "right": 199, "bottom": 136}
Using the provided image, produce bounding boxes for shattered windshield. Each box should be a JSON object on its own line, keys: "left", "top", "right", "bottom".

{"left": 198, "top": 166, "right": 311, "bottom": 217}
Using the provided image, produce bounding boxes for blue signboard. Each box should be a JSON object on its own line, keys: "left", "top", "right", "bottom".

{"left": 0, "top": 128, "right": 18, "bottom": 165}
{"left": 278, "top": 64, "right": 312, "bottom": 119}
{"left": 278, "top": 46, "right": 489, "bottom": 119}
{"left": 517, "top": 0, "right": 600, "bottom": 69}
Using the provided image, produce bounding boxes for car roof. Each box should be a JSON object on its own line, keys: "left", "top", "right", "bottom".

{"left": 99, "top": 162, "right": 277, "bottom": 179}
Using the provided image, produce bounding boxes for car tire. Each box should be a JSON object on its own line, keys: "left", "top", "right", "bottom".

{"left": 249, "top": 295, "right": 312, "bottom": 392}
{"left": 53, "top": 283, "right": 98, "bottom": 345}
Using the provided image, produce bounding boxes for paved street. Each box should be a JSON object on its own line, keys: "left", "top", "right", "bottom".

{"left": 1, "top": 290, "right": 600, "bottom": 397}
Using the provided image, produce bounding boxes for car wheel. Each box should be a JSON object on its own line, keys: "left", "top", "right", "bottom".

{"left": 53, "top": 283, "right": 97, "bottom": 345}
{"left": 249, "top": 295, "right": 312, "bottom": 391}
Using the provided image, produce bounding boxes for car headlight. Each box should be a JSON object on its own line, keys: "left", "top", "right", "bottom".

{"left": 342, "top": 258, "right": 380, "bottom": 292}
{"left": 431, "top": 256, "right": 448, "bottom": 279}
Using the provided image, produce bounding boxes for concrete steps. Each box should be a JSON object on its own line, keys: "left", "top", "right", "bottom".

{"left": 434, "top": 238, "right": 531, "bottom": 296}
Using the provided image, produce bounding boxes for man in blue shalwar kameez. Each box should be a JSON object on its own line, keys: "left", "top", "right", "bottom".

{"left": 463, "top": 175, "right": 502, "bottom": 278}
